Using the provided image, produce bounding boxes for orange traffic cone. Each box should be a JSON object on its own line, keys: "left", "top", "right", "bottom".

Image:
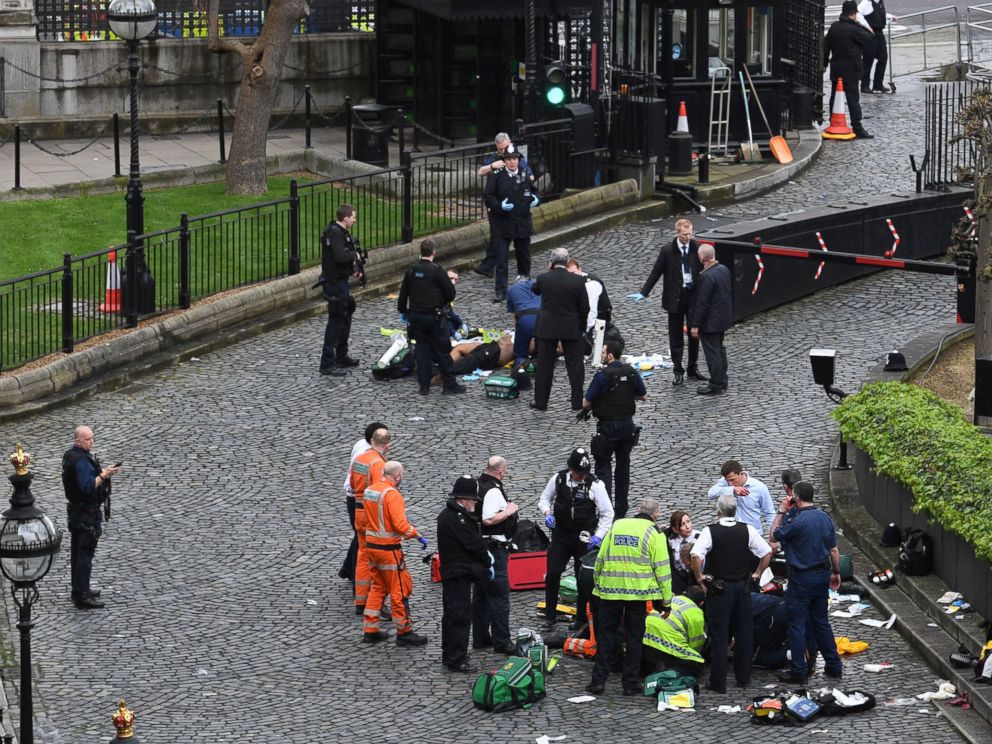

{"left": 822, "top": 79, "right": 856, "bottom": 141}
{"left": 676, "top": 100, "right": 689, "bottom": 133}
{"left": 98, "top": 249, "right": 121, "bottom": 313}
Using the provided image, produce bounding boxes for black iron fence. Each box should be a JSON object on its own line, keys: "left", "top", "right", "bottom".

{"left": 1, "top": 115, "right": 605, "bottom": 371}
{"left": 34, "top": 0, "right": 374, "bottom": 42}
{"left": 924, "top": 79, "right": 990, "bottom": 188}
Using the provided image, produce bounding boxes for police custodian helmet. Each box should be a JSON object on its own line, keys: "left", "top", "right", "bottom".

{"left": 567, "top": 448, "right": 592, "bottom": 472}
{"left": 449, "top": 475, "right": 480, "bottom": 500}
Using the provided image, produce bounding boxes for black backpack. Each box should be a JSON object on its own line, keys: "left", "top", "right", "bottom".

{"left": 513, "top": 519, "right": 550, "bottom": 552}
{"left": 897, "top": 528, "right": 934, "bottom": 576}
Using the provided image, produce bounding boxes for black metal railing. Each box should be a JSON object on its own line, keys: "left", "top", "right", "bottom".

{"left": 33, "top": 0, "right": 375, "bottom": 42}
{"left": 608, "top": 70, "right": 664, "bottom": 161}
{"left": 518, "top": 118, "right": 574, "bottom": 200}
{"left": 924, "top": 79, "right": 991, "bottom": 188}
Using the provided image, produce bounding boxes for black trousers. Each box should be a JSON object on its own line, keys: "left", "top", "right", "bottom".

{"left": 706, "top": 578, "right": 753, "bottom": 691}
{"left": 534, "top": 337, "right": 585, "bottom": 409}
{"left": 591, "top": 600, "right": 647, "bottom": 690}
{"left": 442, "top": 576, "right": 475, "bottom": 667}
{"left": 545, "top": 529, "right": 591, "bottom": 622}
{"left": 338, "top": 496, "right": 358, "bottom": 581}
{"left": 593, "top": 418, "right": 636, "bottom": 519}
{"left": 408, "top": 311, "right": 457, "bottom": 390}
{"left": 861, "top": 30, "right": 887, "bottom": 89}
{"left": 829, "top": 73, "right": 863, "bottom": 127}
{"left": 493, "top": 236, "right": 532, "bottom": 298}
{"left": 472, "top": 544, "right": 511, "bottom": 647}
{"left": 699, "top": 331, "right": 728, "bottom": 390}
{"left": 70, "top": 527, "right": 99, "bottom": 597}
{"left": 667, "top": 290, "right": 699, "bottom": 374}
{"left": 641, "top": 645, "right": 705, "bottom": 678}
{"left": 319, "top": 279, "right": 352, "bottom": 369}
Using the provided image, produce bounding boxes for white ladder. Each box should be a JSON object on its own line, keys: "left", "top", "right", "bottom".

{"left": 708, "top": 66, "right": 732, "bottom": 157}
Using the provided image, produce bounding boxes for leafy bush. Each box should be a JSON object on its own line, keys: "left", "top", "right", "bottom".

{"left": 833, "top": 381, "right": 992, "bottom": 562}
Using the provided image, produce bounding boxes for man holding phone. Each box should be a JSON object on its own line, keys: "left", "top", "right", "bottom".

{"left": 61, "top": 425, "right": 120, "bottom": 610}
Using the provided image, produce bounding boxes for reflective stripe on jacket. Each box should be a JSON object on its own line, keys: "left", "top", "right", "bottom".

{"left": 592, "top": 517, "right": 672, "bottom": 604}
{"left": 644, "top": 601, "right": 706, "bottom": 664}
{"left": 349, "top": 449, "right": 386, "bottom": 506}
{"left": 364, "top": 481, "right": 418, "bottom": 546}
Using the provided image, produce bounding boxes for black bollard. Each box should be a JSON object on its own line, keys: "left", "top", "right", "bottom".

{"left": 13, "top": 125, "right": 21, "bottom": 190}
{"left": 698, "top": 148, "right": 710, "bottom": 184}
{"left": 667, "top": 131, "right": 693, "bottom": 176}
{"left": 113, "top": 112, "right": 121, "bottom": 177}
{"left": 304, "top": 85, "right": 312, "bottom": 149}
{"left": 217, "top": 99, "right": 226, "bottom": 164}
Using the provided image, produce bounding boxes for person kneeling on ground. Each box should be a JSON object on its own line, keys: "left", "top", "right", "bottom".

{"left": 641, "top": 585, "right": 707, "bottom": 678}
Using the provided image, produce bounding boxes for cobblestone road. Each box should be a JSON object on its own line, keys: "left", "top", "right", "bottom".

{"left": 0, "top": 84, "right": 969, "bottom": 742}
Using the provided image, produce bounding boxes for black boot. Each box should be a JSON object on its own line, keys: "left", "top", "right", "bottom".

{"left": 853, "top": 126, "right": 874, "bottom": 140}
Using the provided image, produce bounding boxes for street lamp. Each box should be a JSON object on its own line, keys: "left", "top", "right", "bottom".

{"left": 107, "top": 0, "right": 157, "bottom": 239}
{"left": 0, "top": 445, "right": 63, "bottom": 744}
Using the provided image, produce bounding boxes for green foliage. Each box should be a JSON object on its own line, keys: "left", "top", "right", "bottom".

{"left": 833, "top": 381, "right": 992, "bottom": 561}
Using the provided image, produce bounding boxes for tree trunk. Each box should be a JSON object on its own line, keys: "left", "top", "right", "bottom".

{"left": 976, "top": 162, "right": 992, "bottom": 428}
{"left": 207, "top": 0, "right": 309, "bottom": 195}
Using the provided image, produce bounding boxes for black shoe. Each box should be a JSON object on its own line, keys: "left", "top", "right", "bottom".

{"left": 73, "top": 594, "right": 105, "bottom": 610}
{"left": 696, "top": 385, "right": 723, "bottom": 395}
{"left": 319, "top": 366, "right": 346, "bottom": 377}
{"left": 474, "top": 264, "right": 494, "bottom": 278}
{"left": 853, "top": 126, "right": 874, "bottom": 140}
{"left": 418, "top": 387, "right": 430, "bottom": 395}
{"left": 705, "top": 682, "right": 726, "bottom": 694}
{"left": 686, "top": 368, "right": 709, "bottom": 382}
{"left": 860, "top": 85, "right": 872, "bottom": 94}
{"left": 492, "top": 294, "right": 506, "bottom": 304}
{"left": 824, "top": 667, "right": 843, "bottom": 679}
{"left": 88, "top": 589, "right": 102, "bottom": 598}
{"left": 529, "top": 403, "right": 547, "bottom": 412}
{"left": 493, "top": 643, "right": 517, "bottom": 655}
{"left": 585, "top": 681, "right": 606, "bottom": 694}
{"left": 778, "top": 669, "right": 808, "bottom": 684}
{"left": 446, "top": 660, "right": 478, "bottom": 673}
{"left": 622, "top": 687, "right": 641, "bottom": 697}
{"left": 442, "top": 383, "right": 467, "bottom": 395}
{"left": 672, "top": 372, "right": 684, "bottom": 386}
{"left": 872, "top": 84, "right": 890, "bottom": 93}
{"left": 336, "top": 356, "right": 361, "bottom": 368}
{"left": 396, "top": 631, "right": 429, "bottom": 647}
{"left": 362, "top": 631, "right": 388, "bottom": 644}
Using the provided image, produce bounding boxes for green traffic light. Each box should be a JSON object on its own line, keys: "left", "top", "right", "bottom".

{"left": 546, "top": 86, "right": 566, "bottom": 106}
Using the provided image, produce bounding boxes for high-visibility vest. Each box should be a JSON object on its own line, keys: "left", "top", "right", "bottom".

{"left": 364, "top": 481, "right": 417, "bottom": 548}
{"left": 592, "top": 517, "right": 672, "bottom": 603}
{"left": 349, "top": 449, "right": 385, "bottom": 507}
{"left": 644, "top": 596, "right": 706, "bottom": 664}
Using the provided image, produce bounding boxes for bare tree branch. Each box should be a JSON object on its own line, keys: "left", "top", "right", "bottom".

{"left": 206, "top": 0, "right": 253, "bottom": 61}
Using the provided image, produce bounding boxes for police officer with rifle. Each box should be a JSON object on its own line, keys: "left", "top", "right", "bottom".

{"left": 579, "top": 340, "right": 646, "bottom": 520}
{"left": 318, "top": 203, "right": 363, "bottom": 377}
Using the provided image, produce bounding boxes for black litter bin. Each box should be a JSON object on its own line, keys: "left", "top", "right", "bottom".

{"left": 351, "top": 104, "right": 393, "bottom": 168}
{"left": 791, "top": 86, "right": 815, "bottom": 130}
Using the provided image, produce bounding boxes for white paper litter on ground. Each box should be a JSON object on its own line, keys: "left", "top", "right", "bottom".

{"left": 917, "top": 682, "right": 956, "bottom": 701}
{"left": 832, "top": 689, "right": 869, "bottom": 707}
{"left": 716, "top": 705, "right": 741, "bottom": 714}
{"left": 567, "top": 696, "right": 596, "bottom": 703}
{"left": 859, "top": 613, "right": 896, "bottom": 629}
{"left": 937, "top": 591, "right": 963, "bottom": 604}
{"left": 535, "top": 736, "right": 566, "bottom": 744}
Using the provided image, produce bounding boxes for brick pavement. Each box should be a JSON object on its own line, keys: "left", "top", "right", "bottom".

{"left": 0, "top": 83, "right": 973, "bottom": 742}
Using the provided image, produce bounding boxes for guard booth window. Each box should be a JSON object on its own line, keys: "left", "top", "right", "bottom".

{"left": 663, "top": 9, "right": 695, "bottom": 78}
{"left": 746, "top": 5, "right": 774, "bottom": 76}
{"left": 708, "top": 8, "right": 735, "bottom": 78}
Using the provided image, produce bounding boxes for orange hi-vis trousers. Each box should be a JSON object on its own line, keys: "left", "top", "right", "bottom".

{"left": 363, "top": 545, "right": 413, "bottom": 637}
{"left": 354, "top": 509, "right": 371, "bottom": 607}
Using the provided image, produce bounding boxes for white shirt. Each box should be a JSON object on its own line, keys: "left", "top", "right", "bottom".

{"left": 576, "top": 271, "right": 603, "bottom": 332}
{"left": 669, "top": 529, "right": 701, "bottom": 571}
{"left": 539, "top": 472, "right": 615, "bottom": 539}
{"left": 690, "top": 518, "right": 772, "bottom": 564}
{"left": 677, "top": 242, "right": 694, "bottom": 287}
{"left": 855, "top": 1, "right": 874, "bottom": 30}
{"left": 481, "top": 484, "right": 510, "bottom": 543}
{"left": 342, "top": 438, "right": 371, "bottom": 497}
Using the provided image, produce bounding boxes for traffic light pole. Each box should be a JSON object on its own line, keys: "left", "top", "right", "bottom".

{"left": 525, "top": 0, "right": 540, "bottom": 124}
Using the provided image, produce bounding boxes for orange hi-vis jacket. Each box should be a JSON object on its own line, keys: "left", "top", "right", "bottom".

{"left": 350, "top": 449, "right": 386, "bottom": 523}
{"left": 364, "top": 480, "right": 419, "bottom": 549}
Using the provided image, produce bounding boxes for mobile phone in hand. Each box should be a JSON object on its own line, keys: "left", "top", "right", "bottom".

{"left": 113, "top": 461, "right": 123, "bottom": 468}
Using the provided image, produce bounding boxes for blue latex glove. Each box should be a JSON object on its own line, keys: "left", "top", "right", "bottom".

{"left": 417, "top": 535, "right": 428, "bottom": 549}
{"left": 545, "top": 514, "right": 556, "bottom": 530}
{"left": 453, "top": 330, "right": 463, "bottom": 341}
{"left": 627, "top": 292, "right": 645, "bottom": 302}
{"left": 501, "top": 198, "right": 514, "bottom": 212}
{"left": 400, "top": 313, "right": 408, "bottom": 324}
{"left": 588, "top": 535, "right": 603, "bottom": 549}
{"left": 488, "top": 566, "right": 496, "bottom": 581}
{"left": 530, "top": 194, "right": 539, "bottom": 208}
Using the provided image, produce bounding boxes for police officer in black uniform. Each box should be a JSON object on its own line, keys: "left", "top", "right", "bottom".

{"left": 860, "top": 0, "right": 889, "bottom": 94}
{"left": 484, "top": 148, "right": 538, "bottom": 303}
{"left": 539, "top": 448, "right": 615, "bottom": 629}
{"left": 62, "top": 425, "right": 119, "bottom": 610}
{"left": 581, "top": 340, "right": 646, "bottom": 520}
{"left": 397, "top": 239, "right": 466, "bottom": 396}
{"left": 319, "top": 203, "right": 362, "bottom": 376}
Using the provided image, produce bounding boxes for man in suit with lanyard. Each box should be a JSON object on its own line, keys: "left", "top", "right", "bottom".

{"left": 530, "top": 247, "right": 590, "bottom": 411}
{"left": 629, "top": 218, "right": 705, "bottom": 386}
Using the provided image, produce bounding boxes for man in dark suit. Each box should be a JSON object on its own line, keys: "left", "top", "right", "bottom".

{"left": 531, "top": 248, "right": 590, "bottom": 411}
{"left": 690, "top": 244, "right": 732, "bottom": 396}
{"left": 629, "top": 218, "right": 705, "bottom": 386}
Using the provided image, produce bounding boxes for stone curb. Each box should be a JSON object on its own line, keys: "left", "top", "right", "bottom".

{"left": 826, "top": 323, "right": 992, "bottom": 741}
{"left": 0, "top": 179, "right": 645, "bottom": 420}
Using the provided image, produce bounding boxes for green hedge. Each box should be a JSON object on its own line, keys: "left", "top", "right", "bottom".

{"left": 833, "top": 381, "right": 992, "bottom": 562}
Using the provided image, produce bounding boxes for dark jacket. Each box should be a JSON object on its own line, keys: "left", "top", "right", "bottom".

{"left": 824, "top": 16, "right": 873, "bottom": 79}
{"left": 484, "top": 167, "right": 538, "bottom": 239}
{"left": 397, "top": 259, "right": 456, "bottom": 314}
{"left": 532, "top": 266, "right": 589, "bottom": 340}
{"left": 640, "top": 237, "right": 703, "bottom": 313}
{"left": 437, "top": 499, "right": 489, "bottom": 581}
{"left": 321, "top": 222, "right": 358, "bottom": 282}
{"left": 691, "top": 261, "right": 732, "bottom": 333}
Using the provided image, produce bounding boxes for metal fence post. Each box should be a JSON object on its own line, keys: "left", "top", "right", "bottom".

{"left": 0, "top": 57, "right": 6, "bottom": 119}
{"left": 125, "top": 230, "right": 139, "bottom": 328}
{"left": 13, "top": 125, "right": 21, "bottom": 191}
{"left": 217, "top": 99, "right": 227, "bottom": 164}
{"left": 289, "top": 179, "right": 301, "bottom": 275}
{"left": 179, "top": 212, "right": 191, "bottom": 309}
{"left": 401, "top": 150, "right": 414, "bottom": 244}
{"left": 61, "top": 252, "right": 74, "bottom": 354}
{"left": 397, "top": 108, "right": 406, "bottom": 163}
{"left": 304, "top": 85, "right": 312, "bottom": 149}
{"left": 113, "top": 112, "right": 121, "bottom": 177}
{"left": 345, "top": 95, "right": 353, "bottom": 160}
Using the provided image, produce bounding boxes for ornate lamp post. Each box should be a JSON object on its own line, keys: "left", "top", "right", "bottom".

{"left": 107, "top": 0, "right": 158, "bottom": 239}
{"left": 0, "top": 445, "right": 63, "bottom": 744}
